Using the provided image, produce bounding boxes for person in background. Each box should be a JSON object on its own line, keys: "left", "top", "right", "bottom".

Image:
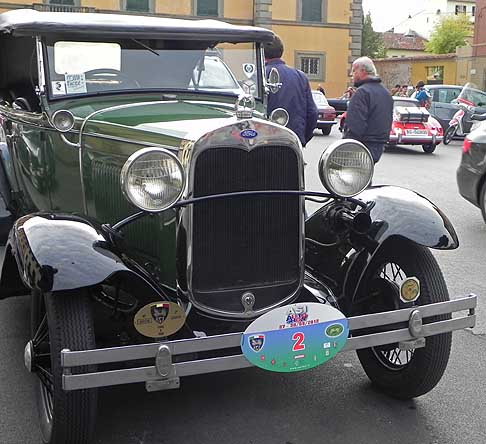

{"left": 412, "top": 81, "right": 432, "bottom": 109}
{"left": 391, "top": 84, "right": 401, "bottom": 96}
{"left": 343, "top": 56, "right": 393, "bottom": 164}
{"left": 317, "top": 84, "right": 326, "bottom": 96}
{"left": 264, "top": 34, "right": 318, "bottom": 147}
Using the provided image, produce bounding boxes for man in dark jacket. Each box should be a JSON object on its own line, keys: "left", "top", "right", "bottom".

{"left": 343, "top": 56, "right": 393, "bottom": 163}
{"left": 264, "top": 35, "right": 318, "bottom": 147}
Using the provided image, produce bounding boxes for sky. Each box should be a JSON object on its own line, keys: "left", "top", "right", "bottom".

{"left": 361, "top": 0, "right": 428, "bottom": 32}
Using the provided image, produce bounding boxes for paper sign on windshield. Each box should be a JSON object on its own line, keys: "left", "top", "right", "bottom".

{"left": 65, "top": 73, "right": 87, "bottom": 94}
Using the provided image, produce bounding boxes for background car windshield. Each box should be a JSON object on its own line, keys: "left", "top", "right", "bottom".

{"left": 312, "top": 91, "right": 329, "bottom": 106}
{"left": 394, "top": 100, "right": 419, "bottom": 108}
{"left": 457, "top": 83, "right": 486, "bottom": 108}
{"left": 46, "top": 40, "right": 260, "bottom": 98}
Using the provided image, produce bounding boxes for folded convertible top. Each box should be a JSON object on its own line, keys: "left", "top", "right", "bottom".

{"left": 0, "top": 9, "right": 274, "bottom": 43}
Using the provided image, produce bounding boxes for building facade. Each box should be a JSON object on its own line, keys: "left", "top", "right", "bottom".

{"left": 470, "top": 0, "right": 486, "bottom": 89}
{"left": 394, "top": 0, "right": 476, "bottom": 39}
{"left": 0, "top": 0, "right": 362, "bottom": 97}
{"left": 374, "top": 54, "right": 457, "bottom": 90}
{"left": 381, "top": 30, "right": 428, "bottom": 58}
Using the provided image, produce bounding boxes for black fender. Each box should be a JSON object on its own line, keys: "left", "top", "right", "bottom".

{"left": 0, "top": 213, "right": 161, "bottom": 300}
{"left": 305, "top": 185, "right": 458, "bottom": 314}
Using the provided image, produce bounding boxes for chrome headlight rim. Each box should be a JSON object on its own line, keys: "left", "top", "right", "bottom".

{"left": 120, "top": 147, "right": 185, "bottom": 213}
{"left": 318, "top": 139, "right": 374, "bottom": 198}
{"left": 51, "top": 109, "right": 75, "bottom": 133}
{"left": 269, "top": 108, "right": 289, "bottom": 127}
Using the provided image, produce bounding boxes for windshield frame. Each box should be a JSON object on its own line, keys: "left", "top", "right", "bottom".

{"left": 41, "top": 36, "right": 265, "bottom": 102}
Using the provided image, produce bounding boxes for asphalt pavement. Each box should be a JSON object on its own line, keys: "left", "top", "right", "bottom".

{"left": 1, "top": 128, "right": 485, "bottom": 444}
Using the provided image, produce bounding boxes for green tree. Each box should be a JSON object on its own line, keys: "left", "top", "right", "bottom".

{"left": 426, "top": 14, "right": 473, "bottom": 54}
{"left": 361, "top": 12, "right": 386, "bottom": 58}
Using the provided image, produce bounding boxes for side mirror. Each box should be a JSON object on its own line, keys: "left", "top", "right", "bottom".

{"left": 267, "top": 67, "right": 282, "bottom": 94}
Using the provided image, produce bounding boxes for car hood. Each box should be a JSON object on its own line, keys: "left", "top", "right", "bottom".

{"left": 81, "top": 99, "right": 244, "bottom": 145}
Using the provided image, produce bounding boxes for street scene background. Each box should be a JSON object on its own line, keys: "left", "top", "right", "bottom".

{"left": 1, "top": 127, "right": 485, "bottom": 444}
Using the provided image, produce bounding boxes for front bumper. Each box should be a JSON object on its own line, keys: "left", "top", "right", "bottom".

{"left": 389, "top": 134, "right": 443, "bottom": 145}
{"left": 61, "top": 295, "right": 476, "bottom": 392}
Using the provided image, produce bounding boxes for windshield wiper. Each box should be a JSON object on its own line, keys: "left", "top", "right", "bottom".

{"left": 132, "top": 39, "right": 159, "bottom": 56}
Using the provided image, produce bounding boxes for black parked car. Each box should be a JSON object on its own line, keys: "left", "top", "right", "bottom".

{"left": 457, "top": 115, "right": 486, "bottom": 221}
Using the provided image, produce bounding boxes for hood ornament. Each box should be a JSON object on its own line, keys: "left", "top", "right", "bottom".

{"left": 235, "top": 94, "right": 255, "bottom": 120}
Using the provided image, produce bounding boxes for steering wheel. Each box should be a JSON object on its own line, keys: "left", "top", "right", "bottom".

{"left": 84, "top": 68, "right": 140, "bottom": 89}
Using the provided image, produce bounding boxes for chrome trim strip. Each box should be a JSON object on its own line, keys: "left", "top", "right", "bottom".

{"left": 36, "top": 37, "right": 45, "bottom": 95}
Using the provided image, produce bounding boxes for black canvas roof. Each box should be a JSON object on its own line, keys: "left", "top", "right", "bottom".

{"left": 0, "top": 9, "right": 274, "bottom": 42}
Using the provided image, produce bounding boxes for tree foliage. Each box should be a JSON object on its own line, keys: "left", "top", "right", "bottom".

{"left": 361, "top": 12, "right": 386, "bottom": 58}
{"left": 426, "top": 14, "right": 473, "bottom": 54}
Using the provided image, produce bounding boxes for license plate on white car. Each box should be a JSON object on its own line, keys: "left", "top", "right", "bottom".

{"left": 406, "top": 129, "right": 428, "bottom": 135}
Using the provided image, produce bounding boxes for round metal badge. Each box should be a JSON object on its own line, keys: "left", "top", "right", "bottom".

{"left": 400, "top": 277, "right": 421, "bottom": 303}
{"left": 133, "top": 301, "right": 186, "bottom": 338}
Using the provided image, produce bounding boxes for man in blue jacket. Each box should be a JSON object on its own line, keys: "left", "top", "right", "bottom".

{"left": 264, "top": 35, "right": 318, "bottom": 147}
{"left": 343, "top": 56, "right": 393, "bottom": 163}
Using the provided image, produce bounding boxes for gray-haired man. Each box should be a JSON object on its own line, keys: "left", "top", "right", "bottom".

{"left": 343, "top": 56, "right": 393, "bottom": 163}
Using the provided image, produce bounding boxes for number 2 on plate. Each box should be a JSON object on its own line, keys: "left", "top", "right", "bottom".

{"left": 292, "top": 332, "right": 305, "bottom": 351}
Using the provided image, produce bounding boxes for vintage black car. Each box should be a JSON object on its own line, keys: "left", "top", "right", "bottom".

{"left": 0, "top": 9, "right": 476, "bottom": 444}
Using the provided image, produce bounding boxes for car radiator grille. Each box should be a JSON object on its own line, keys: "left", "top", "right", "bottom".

{"left": 192, "top": 145, "right": 301, "bottom": 294}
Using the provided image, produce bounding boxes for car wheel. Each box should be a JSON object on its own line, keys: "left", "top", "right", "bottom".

{"left": 30, "top": 290, "right": 97, "bottom": 444}
{"left": 354, "top": 238, "right": 452, "bottom": 399}
{"left": 321, "top": 126, "right": 332, "bottom": 136}
{"left": 422, "top": 144, "right": 436, "bottom": 153}
{"left": 443, "top": 126, "right": 456, "bottom": 145}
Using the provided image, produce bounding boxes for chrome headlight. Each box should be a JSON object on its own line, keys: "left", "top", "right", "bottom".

{"left": 121, "top": 148, "right": 185, "bottom": 212}
{"left": 318, "top": 139, "right": 374, "bottom": 197}
{"left": 52, "top": 110, "right": 75, "bottom": 132}
{"left": 269, "top": 108, "right": 289, "bottom": 126}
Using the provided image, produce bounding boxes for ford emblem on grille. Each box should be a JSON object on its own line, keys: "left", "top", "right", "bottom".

{"left": 240, "top": 129, "right": 258, "bottom": 139}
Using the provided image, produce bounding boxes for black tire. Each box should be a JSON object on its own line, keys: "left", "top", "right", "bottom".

{"left": 354, "top": 238, "right": 452, "bottom": 399}
{"left": 30, "top": 290, "right": 97, "bottom": 444}
{"left": 443, "top": 126, "right": 456, "bottom": 145}
{"left": 422, "top": 144, "right": 436, "bottom": 153}
{"left": 321, "top": 126, "right": 332, "bottom": 136}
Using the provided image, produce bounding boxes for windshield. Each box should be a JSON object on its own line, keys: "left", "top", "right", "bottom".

{"left": 312, "top": 91, "right": 329, "bottom": 106}
{"left": 457, "top": 83, "right": 486, "bottom": 108}
{"left": 45, "top": 39, "right": 261, "bottom": 99}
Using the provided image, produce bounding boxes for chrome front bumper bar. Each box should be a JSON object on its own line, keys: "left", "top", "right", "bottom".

{"left": 61, "top": 295, "right": 477, "bottom": 392}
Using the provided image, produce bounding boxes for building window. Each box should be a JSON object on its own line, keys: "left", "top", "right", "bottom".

{"left": 455, "top": 5, "right": 466, "bottom": 14}
{"left": 296, "top": 52, "right": 325, "bottom": 81}
{"left": 121, "top": 0, "right": 154, "bottom": 12}
{"left": 472, "top": 5, "right": 476, "bottom": 16}
{"left": 426, "top": 65, "right": 444, "bottom": 84}
{"left": 196, "top": 0, "right": 220, "bottom": 17}
{"left": 299, "top": 0, "right": 327, "bottom": 23}
{"left": 49, "top": 0, "right": 75, "bottom": 4}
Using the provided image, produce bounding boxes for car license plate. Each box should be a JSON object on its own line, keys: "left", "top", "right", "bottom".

{"left": 241, "top": 303, "right": 348, "bottom": 373}
{"left": 406, "top": 129, "right": 428, "bottom": 135}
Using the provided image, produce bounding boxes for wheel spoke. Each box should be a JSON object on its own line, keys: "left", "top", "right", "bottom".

{"left": 35, "top": 364, "right": 53, "bottom": 391}
{"left": 33, "top": 314, "right": 48, "bottom": 345}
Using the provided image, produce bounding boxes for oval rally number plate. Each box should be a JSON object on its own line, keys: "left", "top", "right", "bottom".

{"left": 241, "top": 303, "right": 348, "bottom": 373}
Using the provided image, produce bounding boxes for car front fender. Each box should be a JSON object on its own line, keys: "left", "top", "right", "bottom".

{"left": 0, "top": 213, "right": 153, "bottom": 298}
